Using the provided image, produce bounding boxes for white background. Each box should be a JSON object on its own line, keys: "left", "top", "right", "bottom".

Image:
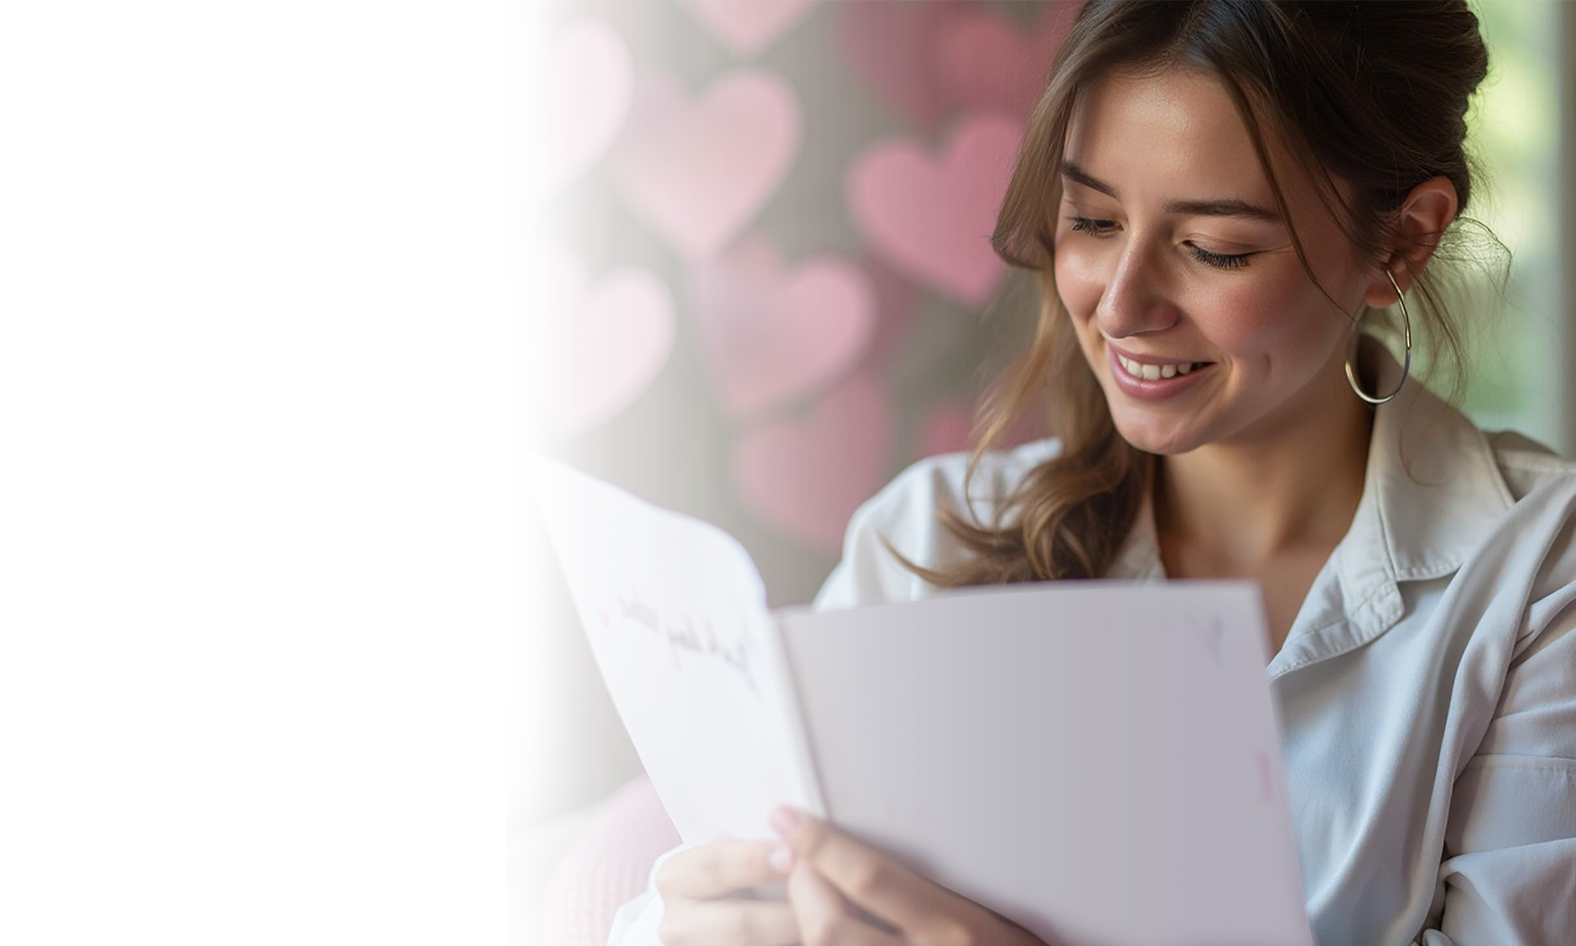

{"left": 0, "top": 2, "right": 535, "bottom": 941}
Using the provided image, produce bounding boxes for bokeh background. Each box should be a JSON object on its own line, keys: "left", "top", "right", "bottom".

{"left": 518, "top": 1, "right": 1573, "bottom": 942}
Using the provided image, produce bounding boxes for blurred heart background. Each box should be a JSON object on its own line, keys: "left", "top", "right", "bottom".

{"left": 519, "top": 2, "right": 1566, "bottom": 942}
{"left": 520, "top": 3, "right": 1077, "bottom": 937}
{"left": 529, "top": 0, "right": 1072, "bottom": 565}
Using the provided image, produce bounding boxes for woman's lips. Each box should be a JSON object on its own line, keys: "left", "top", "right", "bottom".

{"left": 1106, "top": 346, "right": 1215, "bottom": 401}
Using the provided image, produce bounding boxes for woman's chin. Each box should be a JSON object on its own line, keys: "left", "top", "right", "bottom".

{"left": 1111, "top": 415, "right": 1203, "bottom": 456}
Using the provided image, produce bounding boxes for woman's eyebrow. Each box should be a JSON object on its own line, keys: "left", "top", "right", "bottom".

{"left": 1060, "top": 160, "right": 1283, "bottom": 223}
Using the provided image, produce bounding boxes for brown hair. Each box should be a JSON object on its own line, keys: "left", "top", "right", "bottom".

{"left": 883, "top": 0, "right": 1507, "bottom": 588}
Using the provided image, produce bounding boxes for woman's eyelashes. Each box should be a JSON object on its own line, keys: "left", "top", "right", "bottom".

{"left": 1065, "top": 215, "right": 1253, "bottom": 270}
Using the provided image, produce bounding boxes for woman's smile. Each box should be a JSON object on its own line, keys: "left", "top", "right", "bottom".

{"left": 1105, "top": 344, "right": 1217, "bottom": 401}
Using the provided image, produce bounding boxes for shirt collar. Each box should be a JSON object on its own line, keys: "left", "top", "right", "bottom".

{"left": 1351, "top": 341, "right": 1515, "bottom": 581}
{"left": 1103, "top": 339, "right": 1515, "bottom": 671}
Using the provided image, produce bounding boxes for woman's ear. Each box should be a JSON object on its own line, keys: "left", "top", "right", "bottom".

{"left": 1362, "top": 175, "right": 1459, "bottom": 307}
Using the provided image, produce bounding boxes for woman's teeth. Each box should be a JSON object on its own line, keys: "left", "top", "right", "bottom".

{"left": 1117, "top": 354, "right": 1206, "bottom": 381}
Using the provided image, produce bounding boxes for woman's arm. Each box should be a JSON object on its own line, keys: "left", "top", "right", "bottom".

{"left": 1408, "top": 582, "right": 1576, "bottom": 944}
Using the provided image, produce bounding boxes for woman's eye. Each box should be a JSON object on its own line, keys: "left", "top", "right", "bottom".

{"left": 1065, "top": 216, "right": 1253, "bottom": 271}
{"left": 1187, "top": 244, "right": 1253, "bottom": 270}
{"left": 1067, "top": 215, "right": 1116, "bottom": 235}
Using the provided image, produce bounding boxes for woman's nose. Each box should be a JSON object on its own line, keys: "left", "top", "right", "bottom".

{"left": 1094, "top": 241, "right": 1180, "bottom": 339}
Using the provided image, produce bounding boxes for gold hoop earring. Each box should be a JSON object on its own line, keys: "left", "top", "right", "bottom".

{"left": 1345, "top": 268, "right": 1412, "bottom": 405}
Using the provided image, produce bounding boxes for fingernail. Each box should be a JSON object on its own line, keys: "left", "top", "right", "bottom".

{"left": 769, "top": 805, "right": 802, "bottom": 838}
{"left": 767, "top": 844, "right": 794, "bottom": 875}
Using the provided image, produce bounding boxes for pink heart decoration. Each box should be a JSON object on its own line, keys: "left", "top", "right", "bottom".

{"left": 937, "top": 2, "right": 1083, "bottom": 120}
{"left": 858, "top": 254, "right": 921, "bottom": 369}
{"left": 678, "top": 0, "right": 821, "bottom": 58}
{"left": 533, "top": 248, "right": 676, "bottom": 438}
{"left": 848, "top": 114, "right": 1020, "bottom": 307}
{"left": 838, "top": 0, "right": 972, "bottom": 132}
{"left": 688, "top": 234, "right": 876, "bottom": 420}
{"left": 731, "top": 373, "right": 891, "bottom": 552}
{"left": 538, "top": 19, "right": 633, "bottom": 195}
{"left": 611, "top": 69, "right": 800, "bottom": 261}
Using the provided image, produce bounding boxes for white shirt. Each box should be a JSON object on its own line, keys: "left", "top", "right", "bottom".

{"left": 606, "top": 361, "right": 1576, "bottom": 946}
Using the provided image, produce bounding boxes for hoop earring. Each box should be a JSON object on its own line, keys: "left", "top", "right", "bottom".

{"left": 1345, "top": 268, "right": 1412, "bottom": 405}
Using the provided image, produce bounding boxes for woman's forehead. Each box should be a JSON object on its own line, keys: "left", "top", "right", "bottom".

{"left": 1063, "top": 68, "right": 1290, "bottom": 210}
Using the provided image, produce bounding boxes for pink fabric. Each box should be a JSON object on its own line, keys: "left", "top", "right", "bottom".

{"left": 542, "top": 775, "right": 681, "bottom": 946}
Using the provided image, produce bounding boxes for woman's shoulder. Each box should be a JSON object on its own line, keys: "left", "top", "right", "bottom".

{"left": 872, "top": 435, "right": 1064, "bottom": 518}
{"left": 1473, "top": 428, "right": 1576, "bottom": 612}
{"left": 810, "top": 436, "right": 1061, "bottom": 611}
{"left": 1484, "top": 428, "right": 1576, "bottom": 502}
{"left": 850, "top": 435, "right": 1066, "bottom": 550}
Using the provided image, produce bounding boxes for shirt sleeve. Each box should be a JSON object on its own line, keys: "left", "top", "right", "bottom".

{"left": 602, "top": 841, "right": 699, "bottom": 946}
{"left": 1409, "top": 572, "right": 1576, "bottom": 945}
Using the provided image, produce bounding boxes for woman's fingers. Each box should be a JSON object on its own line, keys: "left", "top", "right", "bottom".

{"left": 769, "top": 808, "right": 1051, "bottom": 946}
{"left": 772, "top": 807, "right": 971, "bottom": 936}
{"left": 656, "top": 896, "right": 800, "bottom": 946}
{"left": 656, "top": 838, "right": 787, "bottom": 900}
{"left": 788, "top": 860, "right": 904, "bottom": 946}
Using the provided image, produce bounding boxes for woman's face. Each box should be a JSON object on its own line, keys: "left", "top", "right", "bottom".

{"left": 1053, "top": 68, "right": 1375, "bottom": 456}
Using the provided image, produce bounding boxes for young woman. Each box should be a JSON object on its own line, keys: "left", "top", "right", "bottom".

{"left": 608, "top": 2, "right": 1576, "bottom": 944}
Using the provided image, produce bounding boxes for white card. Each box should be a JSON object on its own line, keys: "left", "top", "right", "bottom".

{"left": 531, "top": 455, "right": 1314, "bottom": 946}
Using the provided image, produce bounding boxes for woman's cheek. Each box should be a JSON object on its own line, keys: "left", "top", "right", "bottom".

{"left": 1184, "top": 279, "right": 1292, "bottom": 348}
{"left": 1052, "top": 244, "right": 1103, "bottom": 323}
{"left": 1189, "top": 285, "right": 1264, "bottom": 347}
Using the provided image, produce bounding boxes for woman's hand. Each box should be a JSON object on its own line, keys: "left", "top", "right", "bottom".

{"left": 769, "top": 805, "right": 1057, "bottom": 946}
{"left": 653, "top": 837, "right": 800, "bottom": 945}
